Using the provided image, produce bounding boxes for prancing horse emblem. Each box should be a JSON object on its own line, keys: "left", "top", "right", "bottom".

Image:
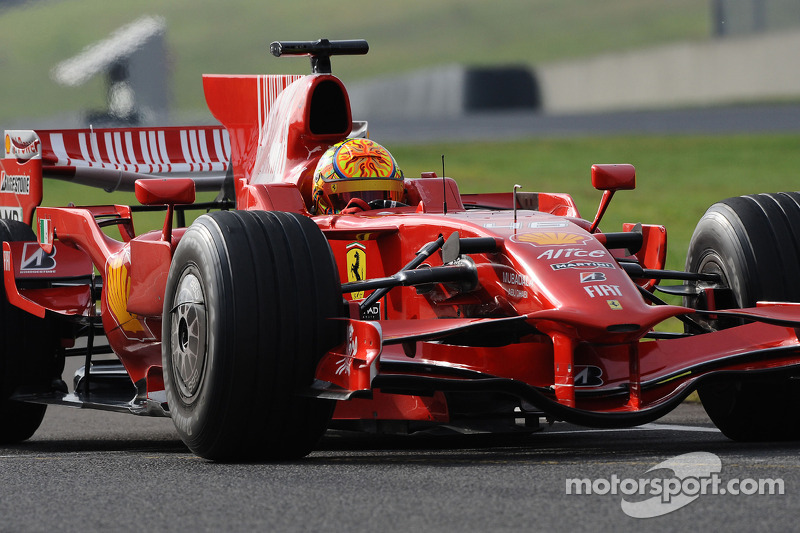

{"left": 346, "top": 242, "right": 367, "bottom": 300}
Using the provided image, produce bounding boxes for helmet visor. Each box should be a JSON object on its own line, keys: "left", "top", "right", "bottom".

{"left": 326, "top": 177, "right": 404, "bottom": 212}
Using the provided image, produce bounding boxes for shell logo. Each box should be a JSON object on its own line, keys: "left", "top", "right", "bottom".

{"left": 514, "top": 232, "right": 587, "bottom": 246}
{"left": 106, "top": 255, "right": 146, "bottom": 335}
{"left": 4, "top": 134, "right": 9, "bottom": 156}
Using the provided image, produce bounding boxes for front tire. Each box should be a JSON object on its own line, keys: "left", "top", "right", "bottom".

{"left": 686, "top": 192, "right": 800, "bottom": 441}
{"left": 162, "top": 211, "right": 341, "bottom": 461}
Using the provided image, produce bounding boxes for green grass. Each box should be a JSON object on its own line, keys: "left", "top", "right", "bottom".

{"left": 0, "top": 0, "right": 709, "bottom": 126}
{"left": 41, "top": 181, "right": 217, "bottom": 237}
{"left": 44, "top": 133, "right": 800, "bottom": 274}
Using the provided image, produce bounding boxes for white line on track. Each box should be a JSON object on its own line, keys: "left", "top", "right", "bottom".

{"left": 641, "top": 423, "right": 720, "bottom": 433}
{"left": 543, "top": 423, "right": 720, "bottom": 435}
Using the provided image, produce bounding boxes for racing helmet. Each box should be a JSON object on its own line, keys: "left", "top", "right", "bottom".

{"left": 312, "top": 138, "right": 404, "bottom": 214}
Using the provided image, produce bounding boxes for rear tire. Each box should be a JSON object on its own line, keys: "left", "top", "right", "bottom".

{"left": 162, "top": 211, "right": 342, "bottom": 461}
{"left": 686, "top": 192, "right": 800, "bottom": 441}
{"left": 0, "top": 219, "right": 54, "bottom": 443}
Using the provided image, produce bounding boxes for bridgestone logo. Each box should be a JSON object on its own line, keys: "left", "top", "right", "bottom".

{"left": 0, "top": 171, "right": 30, "bottom": 195}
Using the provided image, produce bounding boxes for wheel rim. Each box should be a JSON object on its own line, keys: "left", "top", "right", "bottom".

{"left": 696, "top": 253, "right": 727, "bottom": 292}
{"left": 694, "top": 251, "right": 740, "bottom": 329}
{"left": 170, "top": 270, "right": 207, "bottom": 402}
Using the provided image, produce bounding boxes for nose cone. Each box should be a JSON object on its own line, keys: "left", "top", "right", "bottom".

{"left": 496, "top": 219, "right": 673, "bottom": 341}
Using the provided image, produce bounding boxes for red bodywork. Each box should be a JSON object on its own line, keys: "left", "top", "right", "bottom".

{"left": 2, "top": 63, "right": 800, "bottom": 431}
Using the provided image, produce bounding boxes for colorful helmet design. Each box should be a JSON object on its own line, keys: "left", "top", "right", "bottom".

{"left": 312, "top": 138, "right": 404, "bottom": 214}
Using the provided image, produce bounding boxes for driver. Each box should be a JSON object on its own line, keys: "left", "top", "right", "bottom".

{"left": 311, "top": 138, "right": 405, "bottom": 214}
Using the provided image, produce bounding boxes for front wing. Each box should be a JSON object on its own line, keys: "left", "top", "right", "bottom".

{"left": 312, "top": 304, "right": 800, "bottom": 427}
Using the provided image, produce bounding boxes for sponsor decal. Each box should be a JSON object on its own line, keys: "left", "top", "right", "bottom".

{"left": 485, "top": 221, "right": 571, "bottom": 230}
{"left": 20, "top": 242, "right": 56, "bottom": 273}
{"left": 0, "top": 206, "right": 22, "bottom": 221}
{"left": 361, "top": 301, "right": 381, "bottom": 320}
{"left": 501, "top": 269, "right": 531, "bottom": 298}
{"left": 551, "top": 261, "right": 615, "bottom": 271}
{"left": 3, "top": 250, "right": 9, "bottom": 272}
{"left": 483, "top": 222, "right": 521, "bottom": 230}
{"left": 336, "top": 323, "right": 358, "bottom": 376}
{"left": 580, "top": 272, "right": 606, "bottom": 283}
{"left": 346, "top": 242, "right": 366, "bottom": 300}
{"left": 584, "top": 284, "right": 622, "bottom": 298}
{"left": 5, "top": 132, "right": 41, "bottom": 160}
{"left": 607, "top": 300, "right": 623, "bottom": 310}
{"left": 527, "top": 221, "right": 569, "bottom": 229}
{"left": 537, "top": 248, "right": 606, "bottom": 260}
{"left": 505, "top": 287, "right": 529, "bottom": 299}
{"left": 106, "top": 254, "right": 154, "bottom": 339}
{"left": 513, "top": 232, "right": 587, "bottom": 246}
{"left": 502, "top": 270, "right": 533, "bottom": 288}
{"left": 574, "top": 365, "right": 604, "bottom": 387}
{"left": 0, "top": 171, "right": 30, "bottom": 195}
{"left": 335, "top": 358, "right": 350, "bottom": 375}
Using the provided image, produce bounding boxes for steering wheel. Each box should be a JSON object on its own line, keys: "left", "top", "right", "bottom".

{"left": 368, "top": 199, "right": 409, "bottom": 209}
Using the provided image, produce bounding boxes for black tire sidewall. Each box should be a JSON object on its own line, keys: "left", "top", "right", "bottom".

{"left": 687, "top": 193, "right": 800, "bottom": 440}
{"left": 0, "top": 219, "right": 50, "bottom": 442}
{"left": 162, "top": 211, "right": 340, "bottom": 460}
{"left": 162, "top": 218, "right": 232, "bottom": 455}
{"left": 686, "top": 204, "right": 756, "bottom": 308}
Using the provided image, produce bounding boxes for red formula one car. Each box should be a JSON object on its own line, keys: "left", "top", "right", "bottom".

{"left": 2, "top": 39, "right": 800, "bottom": 460}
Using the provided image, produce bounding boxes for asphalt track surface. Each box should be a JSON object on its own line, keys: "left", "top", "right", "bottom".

{"left": 3, "top": 107, "right": 800, "bottom": 532}
{"left": 2, "top": 400, "right": 797, "bottom": 532}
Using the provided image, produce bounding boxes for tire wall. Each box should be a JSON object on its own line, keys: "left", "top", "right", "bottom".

{"left": 687, "top": 192, "right": 800, "bottom": 306}
{"left": 163, "top": 210, "right": 339, "bottom": 460}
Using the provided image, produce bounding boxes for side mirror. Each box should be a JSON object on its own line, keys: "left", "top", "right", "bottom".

{"left": 588, "top": 164, "right": 635, "bottom": 233}
{"left": 591, "top": 164, "right": 635, "bottom": 191}
{"left": 135, "top": 178, "right": 196, "bottom": 244}
{"left": 135, "top": 178, "right": 196, "bottom": 206}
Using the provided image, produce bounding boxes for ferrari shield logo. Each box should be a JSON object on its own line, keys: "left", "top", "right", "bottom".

{"left": 346, "top": 242, "right": 366, "bottom": 300}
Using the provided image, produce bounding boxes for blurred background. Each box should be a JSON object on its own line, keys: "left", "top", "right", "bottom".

{"left": 2, "top": 0, "right": 800, "bottom": 269}
{"left": 2, "top": 0, "right": 799, "bottom": 129}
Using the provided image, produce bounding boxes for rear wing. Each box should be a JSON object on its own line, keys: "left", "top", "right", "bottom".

{"left": 2, "top": 126, "right": 232, "bottom": 225}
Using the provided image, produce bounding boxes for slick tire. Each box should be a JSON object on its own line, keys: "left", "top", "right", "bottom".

{"left": 162, "top": 211, "right": 341, "bottom": 461}
{"left": 0, "top": 219, "right": 54, "bottom": 443}
{"left": 686, "top": 192, "right": 800, "bottom": 441}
